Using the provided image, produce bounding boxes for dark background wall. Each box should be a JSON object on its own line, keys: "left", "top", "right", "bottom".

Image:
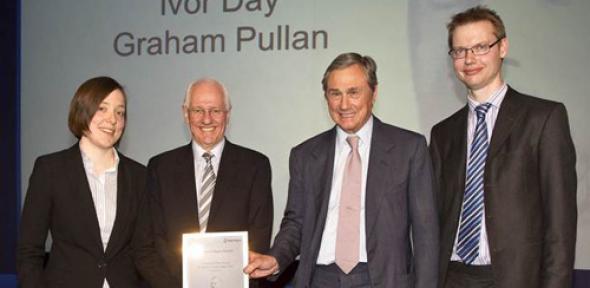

{"left": 0, "top": 0, "right": 19, "bottom": 286}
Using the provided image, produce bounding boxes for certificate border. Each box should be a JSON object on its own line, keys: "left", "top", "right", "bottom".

{"left": 182, "top": 231, "right": 249, "bottom": 288}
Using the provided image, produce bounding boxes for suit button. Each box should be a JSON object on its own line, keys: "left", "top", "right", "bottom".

{"left": 98, "top": 261, "right": 107, "bottom": 269}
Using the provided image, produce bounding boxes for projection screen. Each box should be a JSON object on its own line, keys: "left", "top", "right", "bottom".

{"left": 21, "top": 0, "right": 590, "bottom": 269}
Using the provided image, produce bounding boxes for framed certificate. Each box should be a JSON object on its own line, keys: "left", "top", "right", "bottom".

{"left": 183, "top": 231, "right": 249, "bottom": 288}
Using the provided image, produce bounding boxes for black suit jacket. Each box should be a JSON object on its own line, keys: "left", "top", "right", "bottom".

{"left": 17, "top": 144, "right": 147, "bottom": 288}
{"left": 429, "top": 87, "right": 577, "bottom": 288}
{"left": 136, "top": 140, "right": 273, "bottom": 287}
{"left": 270, "top": 117, "right": 439, "bottom": 288}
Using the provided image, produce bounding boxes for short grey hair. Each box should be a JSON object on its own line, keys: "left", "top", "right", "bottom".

{"left": 321, "top": 52, "right": 378, "bottom": 93}
{"left": 183, "top": 78, "right": 232, "bottom": 111}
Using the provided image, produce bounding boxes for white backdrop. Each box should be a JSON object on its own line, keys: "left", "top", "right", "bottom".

{"left": 21, "top": 0, "right": 590, "bottom": 268}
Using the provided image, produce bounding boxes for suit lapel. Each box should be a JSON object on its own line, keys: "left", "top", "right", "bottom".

{"left": 309, "top": 129, "right": 337, "bottom": 259}
{"left": 488, "top": 87, "right": 523, "bottom": 159}
{"left": 207, "top": 140, "right": 236, "bottom": 227}
{"left": 67, "top": 144, "right": 105, "bottom": 253}
{"left": 176, "top": 144, "right": 200, "bottom": 230}
{"left": 104, "top": 155, "right": 130, "bottom": 256}
{"left": 449, "top": 107, "right": 469, "bottom": 228}
{"left": 365, "top": 118, "right": 397, "bottom": 237}
{"left": 312, "top": 129, "right": 336, "bottom": 226}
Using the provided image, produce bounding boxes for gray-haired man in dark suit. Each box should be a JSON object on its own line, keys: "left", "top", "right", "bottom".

{"left": 245, "top": 52, "right": 439, "bottom": 288}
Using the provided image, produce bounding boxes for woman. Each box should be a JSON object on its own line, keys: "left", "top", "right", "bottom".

{"left": 17, "top": 77, "right": 146, "bottom": 288}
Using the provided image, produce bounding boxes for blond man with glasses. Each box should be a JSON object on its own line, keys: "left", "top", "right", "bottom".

{"left": 430, "top": 6, "right": 577, "bottom": 288}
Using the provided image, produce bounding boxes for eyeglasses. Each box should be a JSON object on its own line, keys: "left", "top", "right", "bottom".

{"left": 448, "top": 37, "right": 504, "bottom": 59}
{"left": 187, "top": 107, "right": 227, "bottom": 118}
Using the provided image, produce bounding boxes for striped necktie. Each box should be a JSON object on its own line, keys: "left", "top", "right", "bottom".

{"left": 457, "top": 103, "right": 492, "bottom": 264}
{"left": 198, "top": 152, "right": 215, "bottom": 232}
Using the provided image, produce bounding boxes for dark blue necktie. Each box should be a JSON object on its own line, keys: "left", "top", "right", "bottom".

{"left": 457, "top": 103, "right": 492, "bottom": 264}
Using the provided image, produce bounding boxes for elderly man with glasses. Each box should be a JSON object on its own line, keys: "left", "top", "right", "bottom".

{"left": 134, "top": 78, "right": 274, "bottom": 288}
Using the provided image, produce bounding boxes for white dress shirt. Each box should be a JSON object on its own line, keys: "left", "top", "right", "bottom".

{"left": 317, "top": 116, "right": 373, "bottom": 264}
{"left": 451, "top": 83, "right": 508, "bottom": 265}
{"left": 81, "top": 148, "right": 119, "bottom": 288}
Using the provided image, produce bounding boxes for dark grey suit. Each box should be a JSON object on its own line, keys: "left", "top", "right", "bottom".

{"left": 270, "top": 117, "right": 439, "bottom": 288}
{"left": 430, "top": 87, "right": 577, "bottom": 288}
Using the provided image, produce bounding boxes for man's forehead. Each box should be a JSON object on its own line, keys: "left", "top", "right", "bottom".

{"left": 452, "top": 26, "right": 497, "bottom": 46}
{"left": 189, "top": 89, "right": 224, "bottom": 104}
{"left": 454, "top": 21, "right": 496, "bottom": 36}
{"left": 327, "top": 79, "right": 369, "bottom": 90}
{"left": 327, "top": 69, "right": 368, "bottom": 84}
{"left": 190, "top": 82, "right": 223, "bottom": 95}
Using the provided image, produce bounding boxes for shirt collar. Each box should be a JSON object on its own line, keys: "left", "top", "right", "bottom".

{"left": 192, "top": 138, "right": 225, "bottom": 161}
{"left": 80, "top": 147, "right": 120, "bottom": 175}
{"left": 336, "top": 115, "right": 373, "bottom": 148}
{"left": 467, "top": 82, "right": 508, "bottom": 111}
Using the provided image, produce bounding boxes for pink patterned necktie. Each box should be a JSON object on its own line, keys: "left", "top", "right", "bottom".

{"left": 335, "top": 136, "right": 361, "bottom": 274}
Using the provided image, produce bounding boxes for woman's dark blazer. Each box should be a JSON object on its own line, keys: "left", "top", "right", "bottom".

{"left": 17, "top": 144, "right": 147, "bottom": 288}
